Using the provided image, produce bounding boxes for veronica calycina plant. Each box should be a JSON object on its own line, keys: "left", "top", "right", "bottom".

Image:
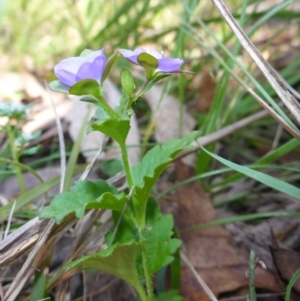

{"left": 40, "top": 47, "right": 197, "bottom": 301}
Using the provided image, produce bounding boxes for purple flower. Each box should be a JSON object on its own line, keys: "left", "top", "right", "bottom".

{"left": 54, "top": 49, "right": 107, "bottom": 87}
{"left": 119, "top": 48, "right": 184, "bottom": 73}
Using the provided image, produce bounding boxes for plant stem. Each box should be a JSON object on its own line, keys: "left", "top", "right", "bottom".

{"left": 140, "top": 227, "right": 154, "bottom": 301}
{"left": 125, "top": 81, "right": 149, "bottom": 111}
{"left": 248, "top": 250, "right": 256, "bottom": 301}
{"left": 136, "top": 283, "right": 149, "bottom": 301}
{"left": 7, "top": 123, "right": 26, "bottom": 193}
{"left": 119, "top": 142, "right": 141, "bottom": 222}
{"left": 119, "top": 141, "right": 153, "bottom": 300}
{"left": 119, "top": 143, "right": 134, "bottom": 189}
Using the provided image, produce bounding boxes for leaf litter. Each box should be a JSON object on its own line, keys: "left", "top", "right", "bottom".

{"left": 159, "top": 161, "right": 288, "bottom": 300}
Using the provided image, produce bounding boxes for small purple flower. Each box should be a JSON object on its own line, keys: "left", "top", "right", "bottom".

{"left": 54, "top": 49, "right": 107, "bottom": 87}
{"left": 119, "top": 48, "right": 184, "bottom": 73}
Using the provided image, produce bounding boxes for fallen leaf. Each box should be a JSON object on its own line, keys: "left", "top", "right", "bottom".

{"left": 164, "top": 161, "right": 282, "bottom": 300}
{"left": 270, "top": 244, "right": 300, "bottom": 294}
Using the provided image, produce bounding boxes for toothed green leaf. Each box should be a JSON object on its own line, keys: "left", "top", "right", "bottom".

{"left": 145, "top": 199, "right": 181, "bottom": 275}
{"left": 65, "top": 242, "right": 145, "bottom": 297}
{"left": 132, "top": 131, "right": 198, "bottom": 217}
{"left": 90, "top": 107, "right": 130, "bottom": 145}
{"left": 40, "top": 180, "right": 126, "bottom": 223}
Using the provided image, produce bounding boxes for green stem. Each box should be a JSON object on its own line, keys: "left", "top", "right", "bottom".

{"left": 119, "top": 142, "right": 141, "bottom": 220}
{"left": 119, "top": 141, "right": 153, "bottom": 300}
{"left": 7, "top": 123, "right": 26, "bottom": 193}
{"left": 140, "top": 227, "right": 154, "bottom": 301}
{"left": 135, "top": 283, "right": 149, "bottom": 301}
{"left": 120, "top": 88, "right": 157, "bottom": 300}
{"left": 119, "top": 143, "right": 134, "bottom": 189}
{"left": 125, "top": 81, "right": 149, "bottom": 111}
{"left": 248, "top": 250, "right": 256, "bottom": 301}
{"left": 97, "top": 86, "right": 119, "bottom": 119}
{"left": 101, "top": 101, "right": 119, "bottom": 119}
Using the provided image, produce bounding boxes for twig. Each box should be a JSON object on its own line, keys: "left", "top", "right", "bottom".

{"left": 177, "top": 108, "right": 269, "bottom": 160}
{"left": 247, "top": 88, "right": 300, "bottom": 140}
{"left": 211, "top": 0, "right": 300, "bottom": 125}
{"left": 181, "top": 251, "right": 218, "bottom": 301}
{"left": 80, "top": 136, "right": 109, "bottom": 181}
{"left": 46, "top": 82, "right": 67, "bottom": 193}
{"left": 4, "top": 201, "right": 16, "bottom": 239}
{"left": 272, "top": 125, "right": 283, "bottom": 150}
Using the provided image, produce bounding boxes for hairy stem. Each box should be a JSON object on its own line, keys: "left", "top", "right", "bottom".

{"left": 119, "top": 142, "right": 153, "bottom": 300}
{"left": 119, "top": 143, "right": 134, "bottom": 189}
{"left": 140, "top": 227, "right": 154, "bottom": 301}
{"left": 136, "top": 286, "right": 149, "bottom": 301}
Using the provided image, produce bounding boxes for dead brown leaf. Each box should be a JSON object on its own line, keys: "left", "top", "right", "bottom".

{"left": 166, "top": 161, "right": 281, "bottom": 300}
{"left": 270, "top": 244, "right": 300, "bottom": 295}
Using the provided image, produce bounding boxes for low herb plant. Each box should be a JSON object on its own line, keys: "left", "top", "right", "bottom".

{"left": 0, "top": 102, "right": 41, "bottom": 192}
{"left": 40, "top": 47, "right": 197, "bottom": 301}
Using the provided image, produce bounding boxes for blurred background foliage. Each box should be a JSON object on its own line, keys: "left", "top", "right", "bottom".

{"left": 0, "top": 0, "right": 255, "bottom": 68}
{"left": 1, "top": 0, "right": 300, "bottom": 195}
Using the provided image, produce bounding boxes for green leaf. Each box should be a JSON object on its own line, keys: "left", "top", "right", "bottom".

{"left": 30, "top": 271, "right": 48, "bottom": 301}
{"left": 118, "top": 90, "right": 129, "bottom": 114}
{"left": 170, "top": 230, "right": 181, "bottom": 290}
{"left": 155, "top": 290, "right": 183, "bottom": 301}
{"left": 22, "top": 145, "right": 40, "bottom": 156}
{"left": 69, "top": 79, "right": 102, "bottom": 98}
{"left": 90, "top": 107, "right": 130, "bottom": 146}
{"left": 101, "top": 51, "right": 119, "bottom": 83}
{"left": 121, "top": 67, "right": 135, "bottom": 96}
{"left": 200, "top": 145, "right": 300, "bottom": 201}
{"left": 65, "top": 242, "right": 145, "bottom": 298}
{"left": 40, "top": 180, "right": 127, "bottom": 223}
{"left": 69, "top": 80, "right": 118, "bottom": 118}
{"left": 48, "top": 80, "right": 70, "bottom": 94}
{"left": 285, "top": 268, "right": 300, "bottom": 301}
{"left": 100, "top": 159, "right": 124, "bottom": 177}
{"left": 79, "top": 96, "right": 101, "bottom": 106}
{"left": 108, "top": 209, "right": 138, "bottom": 245}
{"left": 137, "top": 53, "right": 159, "bottom": 80}
{"left": 145, "top": 199, "right": 181, "bottom": 275}
{"left": 132, "top": 131, "right": 198, "bottom": 217}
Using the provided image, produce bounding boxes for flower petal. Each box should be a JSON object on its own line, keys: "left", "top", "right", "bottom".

{"left": 54, "top": 57, "right": 85, "bottom": 86}
{"left": 144, "top": 49, "right": 162, "bottom": 59}
{"left": 76, "top": 54, "right": 107, "bottom": 83}
{"left": 157, "top": 58, "right": 184, "bottom": 73}
{"left": 85, "top": 48, "right": 105, "bottom": 62}
{"left": 55, "top": 70, "right": 78, "bottom": 87}
{"left": 119, "top": 48, "right": 146, "bottom": 65}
